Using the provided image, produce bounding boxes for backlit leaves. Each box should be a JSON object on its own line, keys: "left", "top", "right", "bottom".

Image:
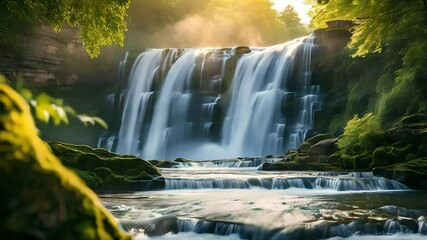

{"left": 310, "top": 0, "right": 427, "bottom": 123}
{"left": 4, "top": 0, "right": 131, "bottom": 57}
{"left": 11, "top": 77, "right": 108, "bottom": 129}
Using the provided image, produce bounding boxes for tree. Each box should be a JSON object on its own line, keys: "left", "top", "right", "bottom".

{"left": 3, "top": 0, "right": 131, "bottom": 57}
{"left": 124, "top": 0, "right": 289, "bottom": 48}
{"left": 310, "top": 0, "right": 427, "bottom": 124}
{"left": 279, "top": 5, "right": 309, "bottom": 40}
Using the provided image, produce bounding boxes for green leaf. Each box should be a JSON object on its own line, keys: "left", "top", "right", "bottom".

{"left": 77, "top": 115, "right": 108, "bottom": 129}
{"left": 19, "top": 88, "right": 33, "bottom": 101}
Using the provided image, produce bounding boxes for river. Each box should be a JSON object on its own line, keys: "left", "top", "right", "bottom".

{"left": 101, "top": 160, "right": 427, "bottom": 239}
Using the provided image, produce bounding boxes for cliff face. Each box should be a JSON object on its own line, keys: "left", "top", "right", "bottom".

{"left": 311, "top": 24, "right": 354, "bottom": 134}
{"left": 0, "top": 24, "right": 122, "bottom": 147}
{"left": 0, "top": 25, "right": 85, "bottom": 87}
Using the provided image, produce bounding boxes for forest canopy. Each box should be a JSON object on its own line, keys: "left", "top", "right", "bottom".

{"left": 1, "top": 0, "right": 131, "bottom": 57}
{"left": 310, "top": 0, "right": 427, "bottom": 124}
{"left": 124, "top": 0, "right": 309, "bottom": 48}
{"left": 1, "top": 0, "right": 310, "bottom": 56}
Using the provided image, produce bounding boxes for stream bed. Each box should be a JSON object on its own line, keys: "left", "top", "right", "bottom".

{"left": 101, "top": 163, "right": 427, "bottom": 239}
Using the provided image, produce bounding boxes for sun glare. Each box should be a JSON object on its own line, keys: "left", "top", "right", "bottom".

{"left": 271, "top": 0, "right": 312, "bottom": 24}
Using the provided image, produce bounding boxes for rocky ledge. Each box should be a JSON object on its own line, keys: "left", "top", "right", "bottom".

{"left": 262, "top": 114, "right": 427, "bottom": 190}
{"left": 49, "top": 142, "right": 164, "bottom": 193}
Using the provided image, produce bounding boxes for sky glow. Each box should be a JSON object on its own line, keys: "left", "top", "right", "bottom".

{"left": 271, "top": 0, "right": 312, "bottom": 24}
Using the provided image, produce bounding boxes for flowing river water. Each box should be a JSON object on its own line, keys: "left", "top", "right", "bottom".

{"left": 97, "top": 35, "right": 427, "bottom": 239}
{"left": 100, "top": 159, "right": 427, "bottom": 239}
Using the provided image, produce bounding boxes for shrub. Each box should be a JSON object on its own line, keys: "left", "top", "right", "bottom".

{"left": 338, "top": 113, "right": 384, "bottom": 157}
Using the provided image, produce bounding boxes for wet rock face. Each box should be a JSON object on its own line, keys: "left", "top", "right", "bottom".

{"left": 0, "top": 84, "right": 132, "bottom": 240}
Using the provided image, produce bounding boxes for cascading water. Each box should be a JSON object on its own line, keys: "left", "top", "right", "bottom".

{"left": 116, "top": 49, "right": 163, "bottom": 154}
{"left": 96, "top": 36, "right": 427, "bottom": 240}
{"left": 100, "top": 36, "right": 320, "bottom": 160}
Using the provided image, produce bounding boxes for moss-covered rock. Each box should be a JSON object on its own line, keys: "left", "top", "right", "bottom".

{"left": 48, "top": 142, "right": 163, "bottom": 192}
{"left": 372, "top": 144, "right": 414, "bottom": 167}
{"left": 262, "top": 154, "right": 341, "bottom": 172}
{"left": 307, "top": 138, "right": 338, "bottom": 157}
{"left": 305, "top": 133, "right": 333, "bottom": 145}
{"left": 298, "top": 142, "right": 312, "bottom": 153}
{"left": 399, "top": 114, "right": 427, "bottom": 125}
{"left": 262, "top": 160, "right": 341, "bottom": 172}
{"left": 373, "top": 158, "right": 427, "bottom": 190}
{"left": 0, "top": 83, "right": 132, "bottom": 239}
{"left": 149, "top": 160, "right": 180, "bottom": 168}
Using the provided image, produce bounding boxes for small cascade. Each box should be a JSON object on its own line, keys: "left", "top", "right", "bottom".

{"left": 120, "top": 216, "right": 427, "bottom": 240}
{"left": 174, "top": 157, "right": 281, "bottom": 168}
{"left": 164, "top": 176, "right": 408, "bottom": 191}
{"left": 178, "top": 218, "right": 240, "bottom": 236}
{"left": 100, "top": 36, "right": 321, "bottom": 160}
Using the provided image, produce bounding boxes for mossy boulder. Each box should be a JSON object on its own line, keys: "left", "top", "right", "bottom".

{"left": 262, "top": 154, "right": 341, "bottom": 172}
{"left": 373, "top": 158, "right": 427, "bottom": 190}
{"left": 48, "top": 142, "right": 163, "bottom": 192}
{"left": 371, "top": 144, "right": 415, "bottom": 168}
{"left": 305, "top": 133, "right": 333, "bottom": 145}
{"left": 0, "top": 83, "right": 132, "bottom": 239}
{"left": 298, "top": 142, "right": 312, "bottom": 153}
{"left": 307, "top": 138, "right": 338, "bottom": 157}
{"left": 399, "top": 114, "right": 427, "bottom": 125}
{"left": 149, "top": 160, "right": 180, "bottom": 168}
{"left": 298, "top": 133, "right": 333, "bottom": 154}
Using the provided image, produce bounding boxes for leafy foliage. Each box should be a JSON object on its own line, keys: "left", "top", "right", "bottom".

{"left": 124, "top": 0, "right": 309, "bottom": 48}
{"left": 10, "top": 76, "right": 107, "bottom": 129}
{"left": 279, "top": 5, "right": 309, "bottom": 40}
{"left": 0, "top": 2, "right": 36, "bottom": 43}
{"left": 338, "top": 113, "right": 383, "bottom": 155}
{"left": 310, "top": 0, "right": 427, "bottom": 125}
{"left": 0, "top": 81, "right": 131, "bottom": 240}
{"left": 3, "top": 0, "right": 130, "bottom": 57}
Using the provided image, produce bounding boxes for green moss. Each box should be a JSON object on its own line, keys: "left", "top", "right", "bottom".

{"left": 373, "top": 157, "right": 427, "bottom": 190}
{"left": 0, "top": 83, "right": 132, "bottom": 239}
{"left": 399, "top": 114, "right": 427, "bottom": 125}
{"left": 371, "top": 144, "right": 415, "bottom": 168}
{"left": 72, "top": 168, "right": 103, "bottom": 189}
{"left": 287, "top": 149, "right": 299, "bottom": 159}
{"left": 49, "top": 141, "right": 162, "bottom": 191}
{"left": 262, "top": 161, "right": 341, "bottom": 171}
{"left": 262, "top": 154, "right": 341, "bottom": 172}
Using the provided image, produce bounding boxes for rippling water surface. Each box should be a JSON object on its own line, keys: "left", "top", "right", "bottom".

{"left": 101, "top": 166, "right": 427, "bottom": 239}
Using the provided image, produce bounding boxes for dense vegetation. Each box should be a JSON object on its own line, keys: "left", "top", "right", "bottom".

{"left": 123, "top": 0, "right": 309, "bottom": 48}
{"left": 310, "top": 0, "right": 427, "bottom": 127}
{"left": 1, "top": 0, "right": 309, "bottom": 57}
{"left": 1, "top": 0, "right": 131, "bottom": 57}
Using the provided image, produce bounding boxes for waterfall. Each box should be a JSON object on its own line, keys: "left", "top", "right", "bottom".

{"left": 101, "top": 36, "right": 321, "bottom": 160}
{"left": 164, "top": 176, "right": 408, "bottom": 191}
{"left": 116, "top": 50, "right": 162, "bottom": 155}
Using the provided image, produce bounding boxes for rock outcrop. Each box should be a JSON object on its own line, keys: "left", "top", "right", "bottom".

{"left": 49, "top": 142, "right": 164, "bottom": 192}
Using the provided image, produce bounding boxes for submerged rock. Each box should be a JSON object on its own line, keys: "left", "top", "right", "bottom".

{"left": 49, "top": 142, "right": 163, "bottom": 192}
{"left": 0, "top": 84, "right": 132, "bottom": 239}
